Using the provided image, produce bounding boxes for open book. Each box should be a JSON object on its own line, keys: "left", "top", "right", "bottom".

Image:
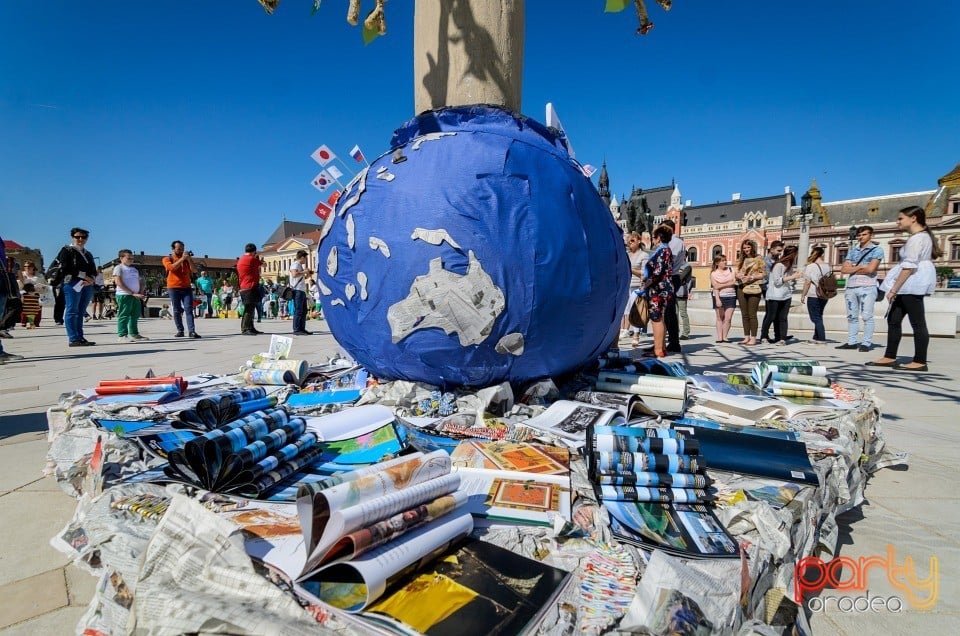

{"left": 595, "top": 372, "right": 688, "bottom": 416}
{"left": 750, "top": 360, "right": 827, "bottom": 388}
{"left": 234, "top": 451, "right": 473, "bottom": 613}
{"left": 686, "top": 391, "right": 839, "bottom": 427}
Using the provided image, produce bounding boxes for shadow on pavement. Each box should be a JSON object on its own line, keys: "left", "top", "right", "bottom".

{"left": 0, "top": 411, "right": 48, "bottom": 440}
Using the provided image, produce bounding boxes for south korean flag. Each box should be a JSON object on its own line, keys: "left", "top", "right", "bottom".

{"left": 311, "top": 170, "right": 334, "bottom": 192}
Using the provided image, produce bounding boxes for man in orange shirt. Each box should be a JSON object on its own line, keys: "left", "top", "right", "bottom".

{"left": 162, "top": 240, "right": 200, "bottom": 338}
{"left": 236, "top": 242, "right": 264, "bottom": 336}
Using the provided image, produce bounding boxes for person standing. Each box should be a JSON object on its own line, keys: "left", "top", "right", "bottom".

{"left": 0, "top": 235, "right": 23, "bottom": 363}
{"left": 710, "top": 255, "right": 737, "bottom": 343}
{"left": 162, "top": 241, "right": 200, "bottom": 338}
{"left": 196, "top": 270, "right": 215, "bottom": 318}
{"left": 640, "top": 225, "right": 675, "bottom": 358}
{"left": 735, "top": 240, "right": 765, "bottom": 346}
{"left": 18, "top": 261, "right": 49, "bottom": 327}
{"left": 113, "top": 249, "right": 149, "bottom": 342}
{"left": 758, "top": 240, "right": 785, "bottom": 343}
{"left": 90, "top": 272, "right": 106, "bottom": 320}
{"left": 800, "top": 247, "right": 830, "bottom": 344}
{"left": 237, "top": 243, "right": 264, "bottom": 336}
{"left": 620, "top": 232, "right": 648, "bottom": 347}
{"left": 765, "top": 245, "right": 802, "bottom": 346}
{"left": 837, "top": 226, "right": 884, "bottom": 352}
{"left": 868, "top": 206, "right": 940, "bottom": 372}
{"left": 55, "top": 228, "right": 98, "bottom": 347}
{"left": 675, "top": 263, "right": 694, "bottom": 340}
{"left": 289, "top": 250, "right": 314, "bottom": 335}
{"left": 660, "top": 220, "right": 686, "bottom": 354}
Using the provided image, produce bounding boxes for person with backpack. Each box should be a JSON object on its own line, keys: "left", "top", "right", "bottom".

{"left": 837, "top": 226, "right": 884, "bottom": 352}
{"left": 800, "top": 246, "right": 834, "bottom": 344}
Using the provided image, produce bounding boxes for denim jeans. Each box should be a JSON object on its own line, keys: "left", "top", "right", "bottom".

{"left": 292, "top": 290, "right": 307, "bottom": 332}
{"left": 63, "top": 282, "right": 93, "bottom": 343}
{"left": 845, "top": 286, "right": 877, "bottom": 345}
{"left": 167, "top": 288, "right": 196, "bottom": 334}
{"left": 806, "top": 296, "right": 828, "bottom": 341}
{"left": 203, "top": 292, "right": 213, "bottom": 317}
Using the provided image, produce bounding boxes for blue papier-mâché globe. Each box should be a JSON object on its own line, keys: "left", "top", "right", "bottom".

{"left": 316, "top": 105, "right": 629, "bottom": 388}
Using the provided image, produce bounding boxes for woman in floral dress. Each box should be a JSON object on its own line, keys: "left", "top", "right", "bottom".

{"left": 641, "top": 225, "right": 675, "bottom": 358}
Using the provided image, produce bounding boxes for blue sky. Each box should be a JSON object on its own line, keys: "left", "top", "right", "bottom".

{"left": 2, "top": 1, "right": 957, "bottom": 266}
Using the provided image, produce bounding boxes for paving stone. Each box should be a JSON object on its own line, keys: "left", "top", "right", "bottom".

{"left": 0, "top": 492, "right": 75, "bottom": 587}
{"left": 0, "top": 569, "right": 68, "bottom": 630}
{"left": 0, "top": 438, "right": 50, "bottom": 493}
{"left": 0, "top": 605, "right": 87, "bottom": 636}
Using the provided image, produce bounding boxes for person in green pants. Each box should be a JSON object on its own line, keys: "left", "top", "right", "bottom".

{"left": 112, "top": 249, "right": 149, "bottom": 342}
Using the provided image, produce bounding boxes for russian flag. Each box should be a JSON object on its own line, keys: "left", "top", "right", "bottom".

{"left": 349, "top": 144, "right": 365, "bottom": 163}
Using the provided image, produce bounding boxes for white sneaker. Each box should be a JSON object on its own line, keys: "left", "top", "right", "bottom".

{"left": 117, "top": 335, "right": 130, "bottom": 343}
{"left": 130, "top": 334, "right": 149, "bottom": 341}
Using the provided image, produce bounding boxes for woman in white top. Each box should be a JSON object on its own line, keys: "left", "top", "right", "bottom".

{"left": 18, "top": 260, "right": 49, "bottom": 326}
{"left": 800, "top": 247, "right": 830, "bottom": 344}
{"left": 621, "top": 232, "right": 648, "bottom": 347}
{"left": 869, "top": 206, "right": 941, "bottom": 371}
{"left": 764, "top": 245, "right": 803, "bottom": 345}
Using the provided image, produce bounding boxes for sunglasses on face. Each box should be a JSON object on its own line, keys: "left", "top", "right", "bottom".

{"left": 73, "top": 235, "right": 88, "bottom": 239}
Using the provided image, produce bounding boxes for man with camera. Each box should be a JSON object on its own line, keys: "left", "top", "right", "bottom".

{"left": 162, "top": 240, "right": 200, "bottom": 338}
{"left": 290, "top": 249, "right": 314, "bottom": 335}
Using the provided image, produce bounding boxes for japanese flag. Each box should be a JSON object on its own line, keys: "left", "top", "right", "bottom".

{"left": 314, "top": 201, "right": 333, "bottom": 220}
{"left": 327, "top": 165, "right": 344, "bottom": 180}
{"left": 311, "top": 144, "right": 337, "bottom": 166}
{"left": 311, "top": 170, "right": 334, "bottom": 192}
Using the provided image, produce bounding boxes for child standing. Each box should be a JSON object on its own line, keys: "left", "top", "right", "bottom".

{"left": 20, "top": 283, "right": 42, "bottom": 328}
{"left": 113, "top": 250, "right": 149, "bottom": 342}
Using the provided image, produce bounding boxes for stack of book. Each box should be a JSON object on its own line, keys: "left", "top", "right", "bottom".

{"left": 586, "top": 424, "right": 712, "bottom": 504}
{"left": 594, "top": 372, "right": 688, "bottom": 416}
{"left": 751, "top": 360, "right": 834, "bottom": 398}
{"left": 586, "top": 424, "right": 739, "bottom": 559}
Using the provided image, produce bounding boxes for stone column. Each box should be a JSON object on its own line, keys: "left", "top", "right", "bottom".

{"left": 414, "top": 0, "right": 524, "bottom": 114}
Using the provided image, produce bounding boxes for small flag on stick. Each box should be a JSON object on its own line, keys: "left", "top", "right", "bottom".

{"left": 349, "top": 144, "right": 365, "bottom": 163}
{"left": 314, "top": 201, "right": 333, "bottom": 220}
{"left": 311, "top": 144, "right": 337, "bottom": 166}
{"left": 582, "top": 164, "right": 597, "bottom": 178}
{"left": 328, "top": 190, "right": 342, "bottom": 207}
{"left": 327, "top": 165, "right": 344, "bottom": 180}
{"left": 311, "top": 170, "right": 334, "bottom": 192}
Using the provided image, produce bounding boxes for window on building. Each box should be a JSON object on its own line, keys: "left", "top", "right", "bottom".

{"left": 952, "top": 242, "right": 960, "bottom": 261}
{"left": 951, "top": 201, "right": 960, "bottom": 215}
{"left": 712, "top": 244, "right": 723, "bottom": 260}
{"left": 890, "top": 243, "right": 904, "bottom": 263}
{"left": 837, "top": 247, "right": 849, "bottom": 265}
{"left": 687, "top": 247, "right": 698, "bottom": 264}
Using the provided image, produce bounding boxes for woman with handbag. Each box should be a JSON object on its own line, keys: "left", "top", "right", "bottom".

{"left": 765, "top": 245, "right": 803, "bottom": 345}
{"left": 639, "top": 225, "right": 675, "bottom": 358}
{"left": 710, "top": 255, "right": 737, "bottom": 343}
{"left": 734, "top": 240, "right": 765, "bottom": 345}
{"left": 868, "top": 206, "right": 940, "bottom": 371}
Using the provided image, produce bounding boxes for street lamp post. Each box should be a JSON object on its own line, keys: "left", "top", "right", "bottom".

{"left": 798, "top": 191, "right": 813, "bottom": 262}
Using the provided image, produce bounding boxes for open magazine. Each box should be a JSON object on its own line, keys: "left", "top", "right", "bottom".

{"left": 595, "top": 372, "right": 688, "bottom": 416}
{"left": 233, "top": 451, "right": 474, "bottom": 612}
{"left": 605, "top": 500, "right": 740, "bottom": 559}
{"left": 519, "top": 400, "right": 625, "bottom": 445}
{"left": 449, "top": 440, "right": 572, "bottom": 526}
{"left": 360, "top": 538, "right": 571, "bottom": 636}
